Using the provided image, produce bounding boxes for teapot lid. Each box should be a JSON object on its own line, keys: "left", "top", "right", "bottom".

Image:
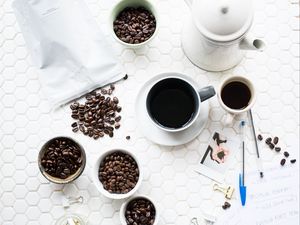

{"left": 192, "top": 0, "right": 253, "bottom": 42}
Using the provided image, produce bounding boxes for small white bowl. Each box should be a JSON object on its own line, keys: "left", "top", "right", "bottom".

{"left": 110, "top": 0, "right": 159, "bottom": 48}
{"left": 120, "top": 195, "right": 159, "bottom": 225}
{"left": 92, "top": 148, "right": 143, "bottom": 200}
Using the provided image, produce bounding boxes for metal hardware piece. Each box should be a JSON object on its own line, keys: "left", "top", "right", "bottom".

{"left": 213, "top": 183, "right": 235, "bottom": 199}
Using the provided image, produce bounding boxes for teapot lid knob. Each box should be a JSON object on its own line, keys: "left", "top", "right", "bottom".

{"left": 221, "top": 6, "right": 228, "bottom": 14}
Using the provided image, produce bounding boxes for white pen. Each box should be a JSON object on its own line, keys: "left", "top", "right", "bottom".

{"left": 248, "top": 109, "right": 264, "bottom": 178}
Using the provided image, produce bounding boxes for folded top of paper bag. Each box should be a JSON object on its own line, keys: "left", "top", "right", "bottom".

{"left": 13, "top": 0, "right": 123, "bottom": 109}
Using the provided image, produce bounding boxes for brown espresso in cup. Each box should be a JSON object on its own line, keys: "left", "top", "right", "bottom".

{"left": 221, "top": 81, "right": 251, "bottom": 110}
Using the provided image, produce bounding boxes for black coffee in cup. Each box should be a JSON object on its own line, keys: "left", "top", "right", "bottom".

{"left": 221, "top": 81, "right": 251, "bottom": 110}
{"left": 146, "top": 78, "right": 198, "bottom": 129}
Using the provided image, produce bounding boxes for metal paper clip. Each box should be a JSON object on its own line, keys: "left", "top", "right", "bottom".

{"left": 191, "top": 214, "right": 216, "bottom": 225}
{"left": 62, "top": 196, "right": 84, "bottom": 208}
{"left": 191, "top": 217, "right": 199, "bottom": 225}
{"left": 203, "top": 213, "right": 217, "bottom": 225}
{"left": 213, "top": 183, "right": 235, "bottom": 200}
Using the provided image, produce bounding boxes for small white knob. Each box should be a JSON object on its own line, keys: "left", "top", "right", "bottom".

{"left": 221, "top": 6, "right": 229, "bottom": 14}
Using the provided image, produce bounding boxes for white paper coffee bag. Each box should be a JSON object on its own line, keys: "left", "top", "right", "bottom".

{"left": 13, "top": 0, "right": 123, "bottom": 109}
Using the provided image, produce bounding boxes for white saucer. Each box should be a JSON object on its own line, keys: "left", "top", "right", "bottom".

{"left": 135, "top": 73, "right": 209, "bottom": 146}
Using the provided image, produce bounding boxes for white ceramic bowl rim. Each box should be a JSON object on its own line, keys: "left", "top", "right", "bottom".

{"left": 110, "top": 0, "right": 159, "bottom": 47}
{"left": 92, "top": 148, "right": 143, "bottom": 200}
{"left": 120, "top": 195, "right": 159, "bottom": 225}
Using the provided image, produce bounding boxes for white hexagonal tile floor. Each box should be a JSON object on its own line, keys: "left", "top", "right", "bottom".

{"left": 0, "top": 0, "right": 299, "bottom": 225}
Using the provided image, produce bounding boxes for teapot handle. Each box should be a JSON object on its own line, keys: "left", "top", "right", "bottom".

{"left": 184, "top": 0, "right": 193, "bottom": 8}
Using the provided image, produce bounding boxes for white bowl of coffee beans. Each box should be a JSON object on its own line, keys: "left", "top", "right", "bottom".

{"left": 120, "top": 195, "right": 158, "bottom": 225}
{"left": 38, "top": 136, "right": 86, "bottom": 184}
{"left": 110, "top": 0, "right": 158, "bottom": 47}
{"left": 92, "top": 148, "right": 143, "bottom": 200}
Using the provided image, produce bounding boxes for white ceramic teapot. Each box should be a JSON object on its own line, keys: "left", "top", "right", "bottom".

{"left": 182, "top": 0, "right": 265, "bottom": 72}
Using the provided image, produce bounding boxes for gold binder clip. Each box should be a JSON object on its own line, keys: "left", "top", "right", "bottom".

{"left": 213, "top": 183, "right": 235, "bottom": 200}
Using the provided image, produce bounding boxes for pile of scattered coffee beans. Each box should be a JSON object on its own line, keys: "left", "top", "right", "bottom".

{"left": 113, "top": 7, "right": 156, "bottom": 44}
{"left": 125, "top": 198, "right": 156, "bottom": 225}
{"left": 41, "top": 138, "right": 83, "bottom": 179}
{"left": 98, "top": 151, "right": 139, "bottom": 194}
{"left": 70, "top": 84, "right": 122, "bottom": 139}
{"left": 257, "top": 134, "right": 296, "bottom": 166}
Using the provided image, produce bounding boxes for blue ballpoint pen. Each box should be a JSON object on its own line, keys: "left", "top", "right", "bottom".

{"left": 239, "top": 120, "right": 247, "bottom": 206}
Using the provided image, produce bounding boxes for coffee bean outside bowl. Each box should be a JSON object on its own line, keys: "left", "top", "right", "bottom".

{"left": 110, "top": 0, "right": 158, "bottom": 48}
{"left": 120, "top": 195, "right": 159, "bottom": 225}
{"left": 38, "top": 136, "right": 86, "bottom": 184}
{"left": 92, "top": 148, "right": 143, "bottom": 200}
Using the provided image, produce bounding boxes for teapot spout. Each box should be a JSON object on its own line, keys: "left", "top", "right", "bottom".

{"left": 239, "top": 36, "right": 265, "bottom": 51}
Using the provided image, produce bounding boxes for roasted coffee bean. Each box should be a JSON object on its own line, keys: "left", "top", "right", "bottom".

{"left": 115, "top": 116, "right": 121, "bottom": 122}
{"left": 269, "top": 143, "right": 275, "bottom": 150}
{"left": 265, "top": 137, "right": 272, "bottom": 144}
{"left": 280, "top": 158, "right": 286, "bottom": 166}
{"left": 113, "top": 7, "right": 156, "bottom": 45}
{"left": 71, "top": 114, "right": 79, "bottom": 119}
{"left": 109, "top": 120, "right": 115, "bottom": 125}
{"left": 110, "top": 84, "right": 115, "bottom": 90}
{"left": 126, "top": 136, "right": 131, "bottom": 140}
{"left": 72, "top": 127, "right": 79, "bottom": 133}
{"left": 93, "top": 134, "right": 100, "bottom": 140}
{"left": 79, "top": 125, "right": 85, "bottom": 133}
{"left": 113, "top": 97, "right": 119, "bottom": 104}
{"left": 273, "top": 136, "right": 279, "bottom": 145}
{"left": 257, "top": 134, "right": 263, "bottom": 141}
{"left": 116, "top": 106, "right": 122, "bottom": 113}
{"left": 98, "top": 151, "right": 139, "bottom": 194}
{"left": 275, "top": 147, "right": 281, "bottom": 152}
{"left": 41, "top": 137, "right": 83, "bottom": 179}
{"left": 101, "top": 89, "right": 107, "bottom": 95}
{"left": 222, "top": 201, "right": 231, "bottom": 210}
{"left": 125, "top": 198, "right": 156, "bottom": 225}
{"left": 71, "top": 122, "right": 78, "bottom": 128}
{"left": 284, "top": 151, "right": 289, "bottom": 158}
{"left": 70, "top": 86, "right": 122, "bottom": 139}
{"left": 290, "top": 159, "right": 296, "bottom": 164}
{"left": 70, "top": 102, "right": 79, "bottom": 110}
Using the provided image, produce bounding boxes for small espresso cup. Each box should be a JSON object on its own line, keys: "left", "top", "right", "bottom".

{"left": 146, "top": 74, "right": 215, "bottom": 132}
{"left": 218, "top": 75, "right": 256, "bottom": 126}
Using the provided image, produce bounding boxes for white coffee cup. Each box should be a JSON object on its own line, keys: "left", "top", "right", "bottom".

{"left": 218, "top": 75, "right": 256, "bottom": 126}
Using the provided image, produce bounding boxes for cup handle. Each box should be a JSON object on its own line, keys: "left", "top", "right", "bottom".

{"left": 199, "top": 86, "right": 216, "bottom": 102}
{"left": 222, "top": 113, "right": 235, "bottom": 126}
